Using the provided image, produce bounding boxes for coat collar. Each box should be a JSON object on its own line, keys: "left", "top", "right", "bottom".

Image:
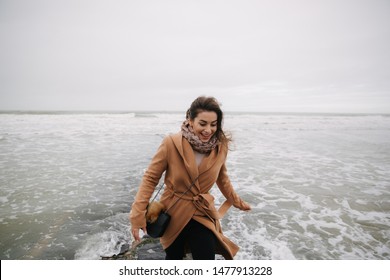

{"left": 170, "top": 132, "right": 221, "bottom": 187}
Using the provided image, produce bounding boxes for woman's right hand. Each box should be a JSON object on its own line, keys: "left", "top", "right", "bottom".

{"left": 131, "top": 227, "right": 147, "bottom": 242}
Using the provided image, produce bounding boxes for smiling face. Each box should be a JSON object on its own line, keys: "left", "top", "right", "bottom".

{"left": 189, "top": 111, "right": 218, "bottom": 143}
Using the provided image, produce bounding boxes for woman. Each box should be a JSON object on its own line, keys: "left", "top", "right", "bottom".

{"left": 130, "top": 96, "right": 251, "bottom": 260}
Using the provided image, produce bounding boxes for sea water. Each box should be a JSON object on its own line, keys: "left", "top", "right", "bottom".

{"left": 0, "top": 112, "right": 389, "bottom": 260}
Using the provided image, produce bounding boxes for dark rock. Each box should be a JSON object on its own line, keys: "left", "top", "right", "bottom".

{"left": 101, "top": 235, "right": 222, "bottom": 260}
{"left": 136, "top": 240, "right": 165, "bottom": 260}
{"left": 119, "top": 243, "right": 130, "bottom": 254}
{"left": 101, "top": 236, "right": 164, "bottom": 260}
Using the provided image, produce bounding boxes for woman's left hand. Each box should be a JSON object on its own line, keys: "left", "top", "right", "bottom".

{"left": 241, "top": 201, "right": 251, "bottom": 211}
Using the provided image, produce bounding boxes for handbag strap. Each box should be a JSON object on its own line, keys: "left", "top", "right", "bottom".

{"left": 149, "top": 181, "right": 165, "bottom": 203}
{"left": 165, "top": 174, "right": 201, "bottom": 213}
{"left": 151, "top": 172, "right": 233, "bottom": 219}
{"left": 149, "top": 173, "right": 200, "bottom": 209}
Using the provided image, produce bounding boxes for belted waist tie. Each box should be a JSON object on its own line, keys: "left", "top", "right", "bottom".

{"left": 170, "top": 191, "right": 232, "bottom": 220}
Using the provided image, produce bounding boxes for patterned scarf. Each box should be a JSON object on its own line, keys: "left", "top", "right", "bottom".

{"left": 181, "top": 120, "right": 219, "bottom": 154}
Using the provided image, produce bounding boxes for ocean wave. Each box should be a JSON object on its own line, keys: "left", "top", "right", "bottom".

{"left": 1, "top": 113, "right": 389, "bottom": 259}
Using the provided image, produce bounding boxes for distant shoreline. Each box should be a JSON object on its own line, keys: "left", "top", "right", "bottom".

{"left": 0, "top": 110, "right": 389, "bottom": 117}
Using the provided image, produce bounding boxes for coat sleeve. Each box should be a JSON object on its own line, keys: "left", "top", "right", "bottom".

{"left": 216, "top": 163, "right": 247, "bottom": 210}
{"left": 130, "top": 136, "right": 170, "bottom": 228}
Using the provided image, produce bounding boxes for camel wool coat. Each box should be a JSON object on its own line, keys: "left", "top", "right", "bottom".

{"left": 130, "top": 132, "right": 247, "bottom": 259}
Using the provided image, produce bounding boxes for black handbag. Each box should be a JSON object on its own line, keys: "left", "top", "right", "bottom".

{"left": 146, "top": 211, "right": 171, "bottom": 238}
{"left": 145, "top": 175, "right": 201, "bottom": 238}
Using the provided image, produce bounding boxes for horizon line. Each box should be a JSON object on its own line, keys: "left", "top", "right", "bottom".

{"left": 0, "top": 110, "right": 389, "bottom": 116}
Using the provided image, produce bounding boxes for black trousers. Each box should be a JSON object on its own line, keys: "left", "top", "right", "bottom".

{"left": 165, "top": 219, "right": 217, "bottom": 260}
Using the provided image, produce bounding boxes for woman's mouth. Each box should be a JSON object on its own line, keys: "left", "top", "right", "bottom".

{"left": 200, "top": 133, "right": 211, "bottom": 142}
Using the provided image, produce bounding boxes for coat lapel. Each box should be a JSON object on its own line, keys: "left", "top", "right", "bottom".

{"left": 198, "top": 145, "right": 220, "bottom": 174}
{"left": 170, "top": 133, "right": 223, "bottom": 190}
{"left": 170, "top": 133, "right": 199, "bottom": 185}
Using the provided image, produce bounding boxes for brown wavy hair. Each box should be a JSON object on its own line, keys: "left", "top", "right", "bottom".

{"left": 186, "top": 96, "right": 231, "bottom": 148}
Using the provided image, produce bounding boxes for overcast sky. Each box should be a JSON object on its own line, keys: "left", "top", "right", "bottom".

{"left": 0, "top": 0, "right": 389, "bottom": 113}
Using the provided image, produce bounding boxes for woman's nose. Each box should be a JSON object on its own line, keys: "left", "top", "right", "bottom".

{"left": 204, "top": 126, "right": 211, "bottom": 133}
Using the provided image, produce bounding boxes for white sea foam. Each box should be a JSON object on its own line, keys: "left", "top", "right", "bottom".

{"left": 1, "top": 112, "right": 389, "bottom": 259}
{"left": 74, "top": 213, "right": 131, "bottom": 260}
